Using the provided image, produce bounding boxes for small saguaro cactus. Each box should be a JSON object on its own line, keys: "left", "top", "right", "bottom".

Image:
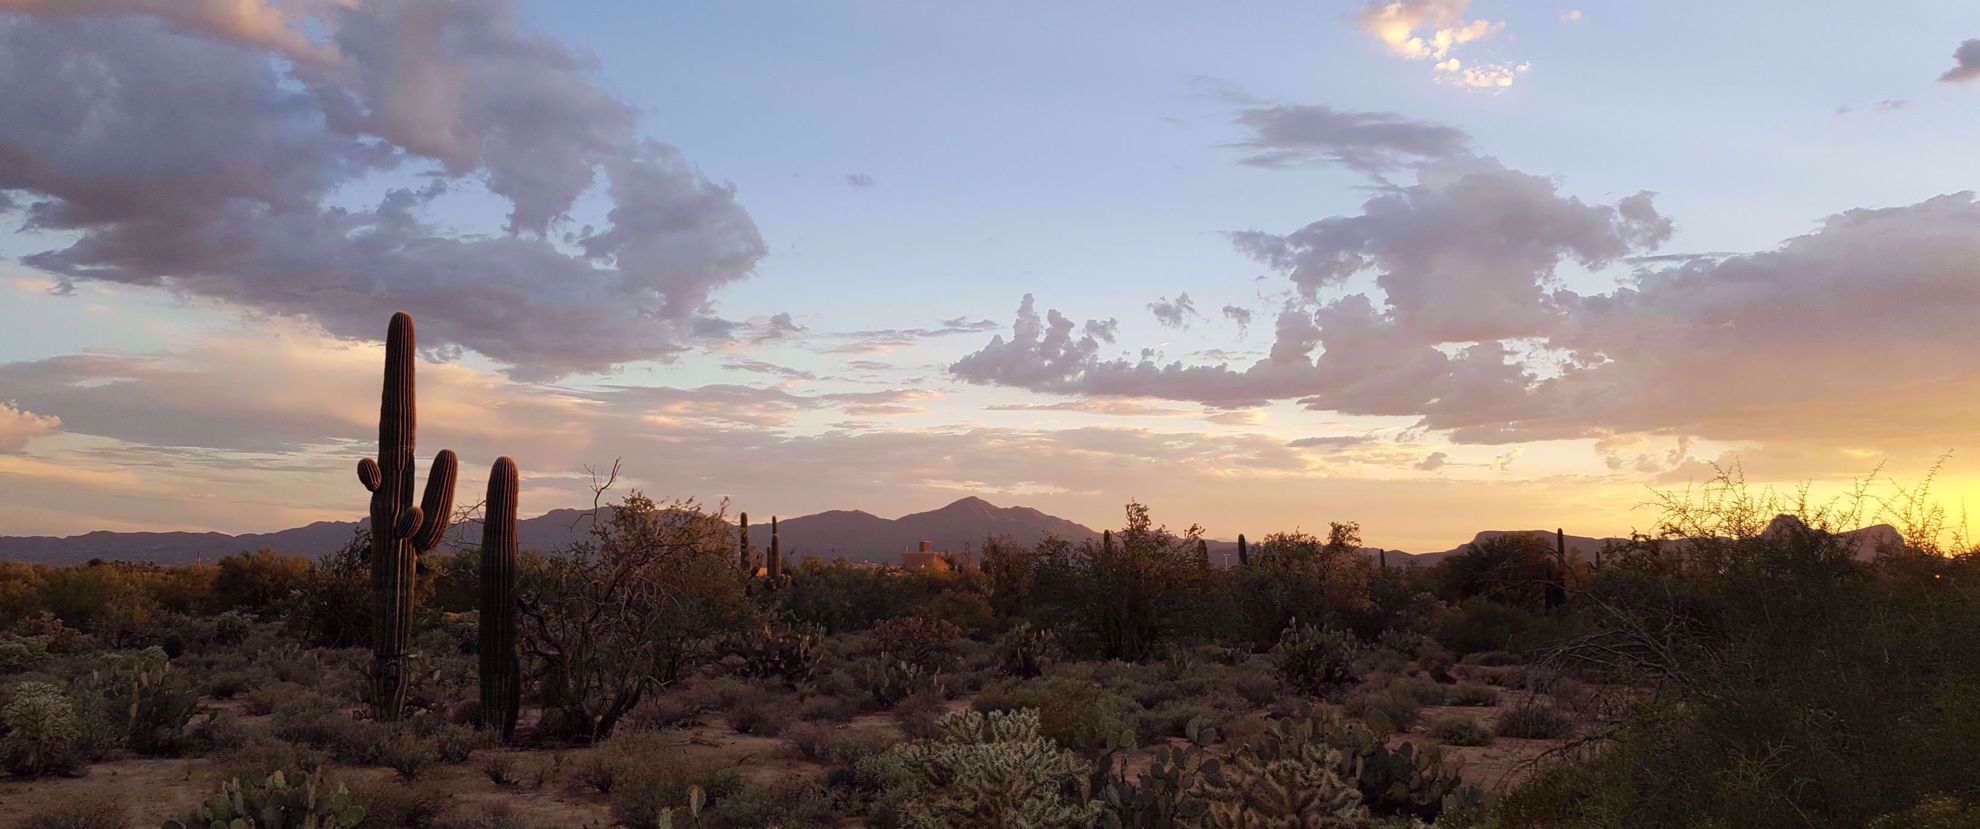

{"left": 739, "top": 512, "right": 753, "bottom": 574}
{"left": 356, "top": 312, "right": 459, "bottom": 721}
{"left": 768, "top": 516, "right": 783, "bottom": 580}
{"left": 1547, "top": 527, "right": 1569, "bottom": 609}
{"left": 1103, "top": 529, "right": 1114, "bottom": 555}
{"left": 479, "top": 457, "right": 521, "bottom": 741}
{"left": 1238, "top": 533, "right": 1249, "bottom": 566}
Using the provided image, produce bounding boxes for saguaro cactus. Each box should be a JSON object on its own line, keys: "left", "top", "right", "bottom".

{"left": 479, "top": 457, "right": 521, "bottom": 741}
{"left": 1548, "top": 527, "right": 1569, "bottom": 609}
{"left": 1103, "top": 529, "right": 1114, "bottom": 555}
{"left": 739, "top": 512, "right": 752, "bottom": 574}
{"left": 767, "top": 516, "right": 783, "bottom": 580}
{"left": 1237, "top": 533, "right": 1249, "bottom": 567}
{"left": 356, "top": 312, "right": 458, "bottom": 721}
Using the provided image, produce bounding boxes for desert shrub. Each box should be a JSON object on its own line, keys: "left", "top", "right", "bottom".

{"left": 1391, "top": 675, "right": 1449, "bottom": 707}
{"left": 851, "top": 656, "right": 937, "bottom": 708}
{"left": 891, "top": 688, "right": 948, "bottom": 739}
{"left": 1343, "top": 684, "right": 1420, "bottom": 736}
{"left": 723, "top": 686, "right": 793, "bottom": 736}
{"left": 1229, "top": 667, "right": 1281, "bottom": 707}
{"left": 728, "top": 619, "right": 824, "bottom": 688}
{"left": 520, "top": 494, "right": 754, "bottom": 741}
{"left": 271, "top": 700, "right": 389, "bottom": 764}
{"left": 1496, "top": 703, "right": 1573, "bottom": 739}
{"left": 787, "top": 722, "right": 895, "bottom": 766}
{"left": 433, "top": 804, "right": 541, "bottom": 829}
{"left": 1427, "top": 715, "right": 1494, "bottom": 746}
{"left": 1011, "top": 677, "right": 1138, "bottom": 752}
{"left": 353, "top": 779, "right": 450, "bottom": 828}
{"left": 216, "top": 735, "right": 332, "bottom": 784}
{"left": 185, "top": 710, "right": 250, "bottom": 753}
{"left": 1436, "top": 598, "right": 1544, "bottom": 657}
{"left": 480, "top": 753, "right": 519, "bottom": 786}
{"left": 212, "top": 550, "right": 314, "bottom": 617}
{"left": 10, "top": 801, "right": 126, "bottom": 829}
{"left": 0, "top": 635, "right": 50, "bottom": 674}
{"left": 871, "top": 615, "right": 963, "bottom": 671}
{"left": 704, "top": 778, "right": 835, "bottom": 829}
{"left": 1136, "top": 702, "right": 1220, "bottom": 741}
{"left": 796, "top": 692, "right": 859, "bottom": 723}
{"left": 606, "top": 739, "right": 745, "bottom": 829}
{"left": 204, "top": 670, "right": 254, "bottom": 700}
{"left": 1460, "top": 649, "right": 1520, "bottom": 667}
{"left": 74, "top": 647, "right": 202, "bottom": 756}
{"left": 0, "top": 681, "right": 85, "bottom": 777}
{"left": 1272, "top": 623, "right": 1361, "bottom": 696}
{"left": 162, "top": 771, "right": 366, "bottom": 829}
{"left": 993, "top": 621, "right": 1059, "bottom": 678}
{"left": 872, "top": 708, "right": 1100, "bottom": 829}
{"left": 1446, "top": 683, "right": 1498, "bottom": 707}
{"left": 379, "top": 732, "right": 441, "bottom": 780}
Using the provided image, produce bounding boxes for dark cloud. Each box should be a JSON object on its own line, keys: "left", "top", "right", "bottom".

{"left": 1222, "top": 305, "right": 1254, "bottom": 337}
{"left": 0, "top": 2, "right": 765, "bottom": 378}
{"left": 1940, "top": 39, "right": 1980, "bottom": 83}
{"left": 1414, "top": 451, "right": 1448, "bottom": 471}
{"left": 1148, "top": 292, "right": 1200, "bottom": 329}
{"left": 1230, "top": 103, "right": 1472, "bottom": 172}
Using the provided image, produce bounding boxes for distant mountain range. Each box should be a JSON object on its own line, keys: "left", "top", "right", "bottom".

{"left": 0, "top": 497, "right": 1905, "bottom": 566}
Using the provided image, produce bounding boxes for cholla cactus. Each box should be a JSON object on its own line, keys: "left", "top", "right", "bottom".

{"left": 356, "top": 312, "right": 459, "bottom": 720}
{"left": 162, "top": 770, "right": 366, "bottom": 829}
{"left": 888, "top": 709, "right": 1101, "bottom": 829}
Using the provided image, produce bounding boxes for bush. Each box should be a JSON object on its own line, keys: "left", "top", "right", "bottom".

{"left": 722, "top": 685, "right": 792, "bottom": 736}
{"left": 10, "top": 801, "right": 127, "bottom": 829}
{"left": 786, "top": 722, "right": 895, "bottom": 766}
{"left": 704, "top": 778, "right": 835, "bottom": 829}
{"left": 1013, "top": 677, "right": 1137, "bottom": 752}
{"left": 1426, "top": 715, "right": 1494, "bottom": 746}
{"left": 871, "top": 615, "right": 964, "bottom": 671}
{"left": 77, "top": 648, "right": 203, "bottom": 756}
{"left": 0, "top": 681, "right": 86, "bottom": 777}
{"left": 891, "top": 688, "right": 948, "bottom": 739}
{"left": 0, "top": 635, "right": 50, "bottom": 674}
{"left": 1496, "top": 703, "right": 1573, "bottom": 739}
{"left": 1229, "top": 668, "right": 1281, "bottom": 707}
{"left": 379, "top": 731, "right": 441, "bottom": 780}
{"left": 1445, "top": 683, "right": 1498, "bottom": 707}
{"left": 1343, "top": 683, "right": 1421, "bottom": 736}
{"left": 605, "top": 736, "right": 745, "bottom": 829}
{"left": 353, "top": 779, "right": 450, "bottom": 828}
{"left": 1272, "top": 623, "right": 1361, "bottom": 696}
{"left": 796, "top": 693, "right": 859, "bottom": 723}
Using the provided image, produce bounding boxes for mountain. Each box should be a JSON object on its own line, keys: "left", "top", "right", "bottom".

{"left": 0, "top": 497, "right": 1104, "bottom": 565}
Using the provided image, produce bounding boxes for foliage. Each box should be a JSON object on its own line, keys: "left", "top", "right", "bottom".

{"left": 994, "top": 621, "right": 1060, "bottom": 678}
{"left": 1427, "top": 715, "right": 1493, "bottom": 746}
{"left": 1494, "top": 704, "right": 1572, "bottom": 740}
{"left": 1272, "top": 622, "right": 1362, "bottom": 696}
{"left": 74, "top": 647, "right": 203, "bottom": 756}
{"left": 162, "top": 770, "right": 366, "bottom": 829}
{"left": 0, "top": 681, "right": 86, "bottom": 777}
{"left": 877, "top": 708, "right": 1101, "bottom": 829}
{"left": 520, "top": 493, "right": 754, "bottom": 741}
{"left": 728, "top": 619, "right": 823, "bottom": 688}
{"left": 871, "top": 615, "right": 964, "bottom": 671}
{"left": 11, "top": 801, "right": 128, "bottom": 829}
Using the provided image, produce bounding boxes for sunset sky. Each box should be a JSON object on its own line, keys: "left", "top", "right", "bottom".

{"left": 3, "top": 1, "right": 1980, "bottom": 550}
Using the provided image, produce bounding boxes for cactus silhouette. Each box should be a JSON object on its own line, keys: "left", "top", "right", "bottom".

{"left": 356, "top": 312, "right": 458, "bottom": 721}
{"left": 739, "top": 512, "right": 752, "bottom": 574}
{"left": 479, "top": 457, "right": 521, "bottom": 741}
{"left": 768, "top": 516, "right": 782, "bottom": 580}
{"left": 1237, "top": 533, "right": 1249, "bottom": 566}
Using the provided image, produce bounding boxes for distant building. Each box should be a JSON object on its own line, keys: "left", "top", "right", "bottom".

{"left": 900, "top": 540, "right": 955, "bottom": 572}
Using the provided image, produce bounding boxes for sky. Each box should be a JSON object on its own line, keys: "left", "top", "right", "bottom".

{"left": 2, "top": 0, "right": 1979, "bottom": 551}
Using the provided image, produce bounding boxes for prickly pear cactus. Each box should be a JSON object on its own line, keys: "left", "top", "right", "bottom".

{"left": 161, "top": 770, "right": 366, "bottom": 829}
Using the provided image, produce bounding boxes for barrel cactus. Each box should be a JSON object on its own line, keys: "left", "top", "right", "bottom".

{"left": 478, "top": 456, "right": 521, "bottom": 741}
{"left": 355, "top": 312, "right": 458, "bottom": 721}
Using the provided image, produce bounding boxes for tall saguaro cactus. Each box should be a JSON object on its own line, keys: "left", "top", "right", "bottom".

{"left": 356, "top": 312, "right": 458, "bottom": 721}
{"left": 479, "top": 457, "right": 521, "bottom": 741}
{"left": 739, "top": 512, "right": 753, "bottom": 574}
{"left": 1237, "top": 533, "right": 1249, "bottom": 567}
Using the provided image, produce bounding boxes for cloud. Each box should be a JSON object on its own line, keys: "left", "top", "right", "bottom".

{"left": 1559, "top": 10, "right": 1583, "bottom": 23}
{"left": 1356, "top": 0, "right": 1524, "bottom": 88}
{"left": 1940, "top": 39, "right": 1980, "bottom": 84}
{"left": 0, "top": 1, "right": 765, "bottom": 378}
{"left": 1414, "top": 451, "right": 1448, "bottom": 471}
{"left": 1148, "top": 292, "right": 1201, "bottom": 329}
{"left": 1222, "top": 305, "right": 1254, "bottom": 337}
{"left": 1203, "top": 409, "right": 1263, "bottom": 426}
{"left": 0, "top": 403, "right": 62, "bottom": 453}
{"left": 1230, "top": 103, "right": 1472, "bottom": 172}
{"left": 986, "top": 400, "right": 1194, "bottom": 417}
{"left": 824, "top": 317, "right": 1003, "bottom": 354}
{"left": 1230, "top": 157, "right": 1672, "bottom": 340}
{"left": 845, "top": 173, "right": 875, "bottom": 189}
{"left": 721, "top": 359, "right": 817, "bottom": 381}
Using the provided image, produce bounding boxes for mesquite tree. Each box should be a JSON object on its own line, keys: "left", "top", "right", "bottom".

{"left": 355, "top": 312, "right": 457, "bottom": 721}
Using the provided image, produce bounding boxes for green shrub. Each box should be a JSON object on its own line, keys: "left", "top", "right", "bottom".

{"left": 1445, "top": 683, "right": 1498, "bottom": 707}
{"left": 0, "top": 635, "right": 50, "bottom": 674}
{"left": 162, "top": 771, "right": 365, "bottom": 829}
{"left": 605, "top": 736, "right": 745, "bottom": 829}
{"left": 1272, "top": 623, "right": 1361, "bottom": 696}
{"left": 1229, "top": 668, "right": 1281, "bottom": 707}
{"left": 1015, "top": 677, "right": 1138, "bottom": 752}
{"left": 1426, "top": 715, "right": 1494, "bottom": 746}
{"left": 352, "top": 779, "right": 450, "bottom": 828}
{"left": 379, "top": 731, "right": 440, "bottom": 780}
{"left": 787, "top": 722, "right": 895, "bottom": 766}
{"left": 994, "top": 622, "right": 1060, "bottom": 678}
{"left": 704, "top": 778, "right": 835, "bottom": 829}
{"left": 9, "top": 801, "right": 126, "bottom": 829}
{"left": 892, "top": 688, "right": 948, "bottom": 740}
{"left": 0, "top": 681, "right": 86, "bottom": 777}
{"left": 81, "top": 648, "right": 203, "bottom": 756}
{"left": 1496, "top": 703, "right": 1573, "bottom": 739}
{"left": 1343, "top": 684, "right": 1421, "bottom": 736}
{"left": 796, "top": 692, "right": 859, "bottom": 723}
{"left": 722, "top": 684, "right": 792, "bottom": 736}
